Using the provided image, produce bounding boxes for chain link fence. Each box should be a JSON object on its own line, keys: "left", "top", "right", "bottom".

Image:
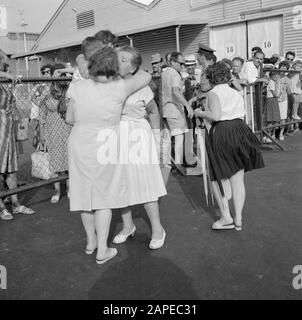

{"left": 0, "top": 77, "right": 72, "bottom": 199}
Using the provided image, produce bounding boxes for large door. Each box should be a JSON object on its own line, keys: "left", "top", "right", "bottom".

{"left": 210, "top": 22, "right": 247, "bottom": 60}
{"left": 248, "top": 16, "right": 283, "bottom": 59}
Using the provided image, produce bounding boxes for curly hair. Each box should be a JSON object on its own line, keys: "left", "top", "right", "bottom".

{"left": 88, "top": 47, "right": 119, "bottom": 79}
{"left": 279, "top": 60, "right": 290, "bottom": 70}
{"left": 206, "top": 61, "right": 231, "bottom": 86}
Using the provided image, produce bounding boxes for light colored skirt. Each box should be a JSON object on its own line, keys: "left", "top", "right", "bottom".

{"left": 278, "top": 100, "right": 288, "bottom": 120}
{"left": 120, "top": 116, "right": 167, "bottom": 206}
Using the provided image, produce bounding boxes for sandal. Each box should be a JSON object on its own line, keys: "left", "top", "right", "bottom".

{"left": 50, "top": 193, "right": 60, "bottom": 204}
{"left": 96, "top": 248, "right": 118, "bottom": 265}
{"left": 212, "top": 219, "right": 235, "bottom": 230}
{"left": 12, "top": 205, "right": 35, "bottom": 215}
{"left": 0, "top": 208, "right": 14, "bottom": 221}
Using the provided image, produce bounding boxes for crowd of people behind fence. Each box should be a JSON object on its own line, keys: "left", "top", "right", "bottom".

{"left": 0, "top": 30, "right": 300, "bottom": 265}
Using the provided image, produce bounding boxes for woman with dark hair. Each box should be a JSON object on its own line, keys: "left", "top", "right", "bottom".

{"left": 112, "top": 45, "right": 167, "bottom": 250}
{"left": 194, "top": 62, "right": 264, "bottom": 230}
{"left": 33, "top": 63, "right": 72, "bottom": 203}
{"left": 66, "top": 47, "right": 151, "bottom": 264}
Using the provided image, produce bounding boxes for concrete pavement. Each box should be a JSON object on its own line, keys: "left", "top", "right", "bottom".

{"left": 1, "top": 134, "right": 302, "bottom": 300}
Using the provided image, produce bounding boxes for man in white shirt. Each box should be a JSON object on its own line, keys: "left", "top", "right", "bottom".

{"left": 240, "top": 51, "right": 268, "bottom": 129}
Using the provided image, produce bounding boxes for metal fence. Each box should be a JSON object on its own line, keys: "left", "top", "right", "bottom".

{"left": 1, "top": 73, "right": 302, "bottom": 199}
{"left": 0, "top": 77, "right": 72, "bottom": 199}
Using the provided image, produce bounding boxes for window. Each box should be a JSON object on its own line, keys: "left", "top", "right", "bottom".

{"left": 123, "top": 0, "right": 161, "bottom": 10}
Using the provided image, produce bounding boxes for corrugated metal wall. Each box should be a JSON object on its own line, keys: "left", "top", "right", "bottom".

{"left": 202, "top": 0, "right": 302, "bottom": 57}
{"left": 120, "top": 24, "right": 209, "bottom": 71}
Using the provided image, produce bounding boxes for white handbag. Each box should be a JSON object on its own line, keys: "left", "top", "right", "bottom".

{"left": 31, "top": 144, "right": 58, "bottom": 180}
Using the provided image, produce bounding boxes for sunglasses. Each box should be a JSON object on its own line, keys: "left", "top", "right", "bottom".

{"left": 42, "top": 70, "right": 51, "bottom": 75}
{"left": 175, "top": 60, "right": 185, "bottom": 66}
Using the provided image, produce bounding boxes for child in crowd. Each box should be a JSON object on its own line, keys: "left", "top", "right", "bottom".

{"left": 290, "top": 60, "right": 302, "bottom": 121}
{"left": 278, "top": 61, "right": 291, "bottom": 140}
{"left": 263, "top": 71, "right": 281, "bottom": 141}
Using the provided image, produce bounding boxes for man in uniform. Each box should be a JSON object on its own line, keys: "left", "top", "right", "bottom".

{"left": 197, "top": 44, "right": 217, "bottom": 93}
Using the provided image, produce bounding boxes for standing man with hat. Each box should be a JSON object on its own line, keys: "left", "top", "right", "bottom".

{"left": 197, "top": 44, "right": 217, "bottom": 93}
{"left": 183, "top": 54, "right": 199, "bottom": 167}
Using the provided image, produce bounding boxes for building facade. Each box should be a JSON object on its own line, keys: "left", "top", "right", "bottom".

{"left": 12, "top": 0, "right": 302, "bottom": 72}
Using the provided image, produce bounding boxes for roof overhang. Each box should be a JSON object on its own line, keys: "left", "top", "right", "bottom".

{"left": 11, "top": 20, "right": 205, "bottom": 59}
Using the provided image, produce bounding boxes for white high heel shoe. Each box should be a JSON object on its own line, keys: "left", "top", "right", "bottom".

{"left": 113, "top": 226, "right": 136, "bottom": 244}
{"left": 149, "top": 229, "right": 166, "bottom": 250}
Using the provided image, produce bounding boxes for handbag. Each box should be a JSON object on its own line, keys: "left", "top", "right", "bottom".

{"left": 31, "top": 144, "right": 58, "bottom": 180}
{"left": 15, "top": 118, "right": 29, "bottom": 141}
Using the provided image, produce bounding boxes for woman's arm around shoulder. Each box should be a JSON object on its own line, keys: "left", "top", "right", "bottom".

{"left": 124, "top": 70, "right": 151, "bottom": 97}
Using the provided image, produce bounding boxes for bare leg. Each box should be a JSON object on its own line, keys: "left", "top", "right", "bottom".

{"left": 174, "top": 134, "right": 184, "bottom": 165}
{"left": 54, "top": 182, "right": 61, "bottom": 196}
{"left": 81, "top": 211, "right": 97, "bottom": 250}
{"left": 95, "top": 209, "right": 114, "bottom": 260}
{"left": 119, "top": 207, "right": 135, "bottom": 235}
{"left": 211, "top": 181, "right": 233, "bottom": 222}
{"left": 279, "top": 120, "right": 285, "bottom": 138}
{"left": 6, "top": 173, "right": 20, "bottom": 207}
{"left": 144, "top": 201, "right": 164, "bottom": 239}
{"left": 229, "top": 170, "right": 245, "bottom": 226}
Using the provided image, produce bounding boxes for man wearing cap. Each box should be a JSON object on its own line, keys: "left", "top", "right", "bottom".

{"left": 183, "top": 54, "right": 199, "bottom": 167}
{"left": 162, "top": 52, "right": 194, "bottom": 167}
{"left": 197, "top": 44, "right": 217, "bottom": 92}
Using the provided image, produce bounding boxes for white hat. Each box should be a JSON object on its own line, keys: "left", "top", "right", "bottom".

{"left": 185, "top": 54, "right": 197, "bottom": 65}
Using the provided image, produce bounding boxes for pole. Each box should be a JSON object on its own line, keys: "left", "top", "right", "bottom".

{"left": 23, "top": 31, "right": 29, "bottom": 77}
{"left": 176, "top": 25, "right": 181, "bottom": 52}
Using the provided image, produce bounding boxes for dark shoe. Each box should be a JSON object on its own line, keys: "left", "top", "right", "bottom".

{"left": 182, "top": 161, "right": 197, "bottom": 168}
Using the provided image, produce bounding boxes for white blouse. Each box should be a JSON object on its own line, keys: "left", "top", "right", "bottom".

{"left": 211, "top": 84, "right": 245, "bottom": 121}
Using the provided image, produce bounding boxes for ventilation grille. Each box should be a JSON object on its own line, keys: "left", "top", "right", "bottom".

{"left": 76, "top": 10, "right": 95, "bottom": 30}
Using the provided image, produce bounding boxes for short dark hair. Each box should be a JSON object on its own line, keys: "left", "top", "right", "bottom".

{"left": 40, "top": 64, "right": 52, "bottom": 74}
{"left": 88, "top": 47, "right": 119, "bottom": 79}
{"left": 254, "top": 50, "right": 265, "bottom": 59}
{"left": 222, "top": 58, "right": 233, "bottom": 69}
{"left": 118, "top": 45, "right": 142, "bottom": 74}
{"left": 269, "top": 71, "right": 278, "bottom": 77}
{"left": 170, "top": 52, "right": 182, "bottom": 63}
{"left": 197, "top": 49, "right": 217, "bottom": 63}
{"left": 94, "top": 30, "right": 118, "bottom": 46}
{"left": 252, "top": 46, "right": 262, "bottom": 52}
{"left": 232, "top": 57, "right": 244, "bottom": 65}
{"left": 206, "top": 61, "right": 231, "bottom": 86}
{"left": 279, "top": 60, "right": 290, "bottom": 70}
{"left": 285, "top": 51, "right": 296, "bottom": 58}
{"left": 81, "top": 37, "right": 103, "bottom": 60}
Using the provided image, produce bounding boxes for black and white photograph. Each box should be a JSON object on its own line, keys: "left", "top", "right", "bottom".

{"left": 0, "top": 0, "right": 302, "bottom": 310}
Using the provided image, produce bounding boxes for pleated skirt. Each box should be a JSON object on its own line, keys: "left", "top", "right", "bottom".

{"left": 265, "top": 97, "right": 281, "bottom": 123}
{"left": 208, "top": 118, "right": 265, "bottom": 181}
{"left": 119, "top": 117, "right": 167, "bottom": 206}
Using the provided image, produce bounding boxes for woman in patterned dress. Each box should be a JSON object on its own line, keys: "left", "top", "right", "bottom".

{"left": 34, "top": 64, "right": 72, "bottom": 203}
{"left": 0, "top": 70, "right": 35, "bottom": 220}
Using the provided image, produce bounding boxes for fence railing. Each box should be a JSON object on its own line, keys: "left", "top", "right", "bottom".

{"left": 0, "top": 77, "right": 72, "bottom": 199}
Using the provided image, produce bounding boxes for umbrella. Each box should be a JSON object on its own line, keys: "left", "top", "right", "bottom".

{"left": 195, "top": 126, "right": 208, "bottom": 205}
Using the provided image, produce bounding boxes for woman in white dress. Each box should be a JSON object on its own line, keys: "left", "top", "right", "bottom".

{"left": 112, "top": 46, "right": 167, "bottom": 250}
{"left": 66, "top": 47, "right": 151, "bottom": 264}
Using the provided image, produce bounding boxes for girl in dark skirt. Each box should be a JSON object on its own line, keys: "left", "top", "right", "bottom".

{"left": 195, "top": 62, "right": 264, "bottom": 231}
{"left": 263, "top": 71, "right": 281, "bottom": 141}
